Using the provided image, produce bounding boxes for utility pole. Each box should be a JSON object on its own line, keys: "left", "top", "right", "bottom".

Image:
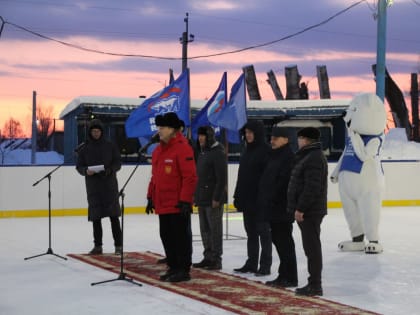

{"left": 375, "top": 0, "right": 389, "bottom": 102}
{"left": 31, "top": 91, "right": 37, "bottom": 164}
{"left": 411, "top": 73, "right": 419, "bottom": 141}
{"left": 180, "top": 12, "right": 194, "bottom": 72}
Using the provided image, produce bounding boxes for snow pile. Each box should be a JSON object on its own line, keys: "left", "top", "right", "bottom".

{"left": 381, "top": 128, "right": 420, "bottom": 160}
{"left": 1, "top": 149, "right": 64, "bottom": 165}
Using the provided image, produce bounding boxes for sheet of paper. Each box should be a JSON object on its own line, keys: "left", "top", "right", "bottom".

{"left": 88, "top": 165, "right": 105, "bottom": 173}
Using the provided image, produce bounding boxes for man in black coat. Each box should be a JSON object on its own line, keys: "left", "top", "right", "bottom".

{"left": 76, "top": 119, "right": 122, "bottom": 255}
{"left": 260, "top": 127, "right": 298, "bottom": 288}
{"left": 287, "top": 127, "right": 328, "bottom": 296}
{"left": 193, "top": 126, "right": 227, "bottom": 270}
{"left": 233, "top": 120, "right": 272, "bottom": 276}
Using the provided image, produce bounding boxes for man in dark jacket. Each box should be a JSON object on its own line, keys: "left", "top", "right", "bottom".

{"left": 260, "top": 127, "right": 298, "bottom": 288}
{"left": 192, "top": 126, "right": 227, "bottom": 271}
{"left": 76, "top": 119, "right": 122, "bottom": 255}
{"left": 233, "top": 120, "right": 272, "bottom": 276}
{"left": 287, "top": 127, "right": 328, "bottom": 296}
{"left": 146, "top": 112, "right": 197, "bottom": 283}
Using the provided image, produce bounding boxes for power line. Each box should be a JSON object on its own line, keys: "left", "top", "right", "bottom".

{"left": 0, "top": 0, "right": 366, "bottom": 60}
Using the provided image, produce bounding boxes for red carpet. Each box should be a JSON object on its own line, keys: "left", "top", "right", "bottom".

{"left": 68, "top": 251, "right": 379, "bottom": 315}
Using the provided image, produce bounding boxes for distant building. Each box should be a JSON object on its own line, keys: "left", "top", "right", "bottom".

{"left": 59, "top": 96, "right": 350, "bottom": 164}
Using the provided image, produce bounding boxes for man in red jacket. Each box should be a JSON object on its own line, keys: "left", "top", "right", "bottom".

{"left": 146, "top": 112, "right": 197, "bottom": 282}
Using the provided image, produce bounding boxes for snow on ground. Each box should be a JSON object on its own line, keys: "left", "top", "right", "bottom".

{"left": 2, "top": 149, "right": 64, "bottom": 165}
{"left": 1, "top": 207, "right": 419, "bottom": 315}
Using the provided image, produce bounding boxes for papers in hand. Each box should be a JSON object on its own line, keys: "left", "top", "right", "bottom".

{"left": 88, "top": 165, "right": 105, "bottom": 173}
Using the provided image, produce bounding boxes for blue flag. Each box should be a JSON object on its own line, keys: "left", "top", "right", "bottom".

{"left": 208, "top": 73, "right": 247, "bottom": 143}
{"left": 125, "top": 69, "right": 190, "bottom": 138}
{"left": 191, "top": 72, "right": 227, "bottom": 140}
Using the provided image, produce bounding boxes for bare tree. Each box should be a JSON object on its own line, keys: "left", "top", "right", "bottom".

{"left": 37, "top": 105, "right": 54, "bottom": 150}
{"left": 1, "top": 118, "right": 25, "bottom": 164}
{"left": 2, "top": 118, "right": 24, "bottom": 138}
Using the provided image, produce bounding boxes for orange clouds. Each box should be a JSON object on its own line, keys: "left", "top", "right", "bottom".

{"left": 0, "top": 35, "right": 416, "bottom": 136}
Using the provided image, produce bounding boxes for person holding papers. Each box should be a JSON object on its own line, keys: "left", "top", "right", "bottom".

{"left": 76, "top": 119, "right": 123, "bottom": 255}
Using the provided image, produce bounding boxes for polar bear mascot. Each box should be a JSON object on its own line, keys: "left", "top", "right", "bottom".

{"left": 330, "top": 93, "right": 387, "bottom": 254}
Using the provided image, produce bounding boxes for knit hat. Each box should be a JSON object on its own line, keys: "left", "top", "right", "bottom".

{"left": 88, "top": 119, "right": 104, "bottom": 131}
{"left": 155, "top": 112, "right": 183, "bottom": 129}
{"left": 271, "top": 127, "right": 289, "bottom": 138}
{"left": 297, "top": 127, "right": 320, "bottom": 140}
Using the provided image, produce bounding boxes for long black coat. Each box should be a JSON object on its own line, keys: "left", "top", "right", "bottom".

{"left": 287, "top": 142, "right": 328, "bottom": 217}
{"left": 76, "top": 121, "right": 121, "bottom": 221}
{"left": 258, "top": 143, "right": 295, "bottom": 222}
{"left": 234, "top": 121, "right": 270, "bottom": 214}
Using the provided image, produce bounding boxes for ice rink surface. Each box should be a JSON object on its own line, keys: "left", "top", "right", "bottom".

{"left": 1, "top": 207, "right": 419, "bottom": 315}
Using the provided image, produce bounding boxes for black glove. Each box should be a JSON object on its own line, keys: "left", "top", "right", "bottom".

{"left": 176, "top": 201, "right": 192, "bottom": 216}
{"left": 145, "top": 198, "right": 154, "bottom": 214}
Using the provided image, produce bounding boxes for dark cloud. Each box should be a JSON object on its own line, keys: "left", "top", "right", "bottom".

{"left": 0, "top": 0, "right": 418, "bottom": 94}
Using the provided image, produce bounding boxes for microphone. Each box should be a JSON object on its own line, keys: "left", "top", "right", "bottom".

{"left": 151, "top": 132, "right": 160, "bottom": 143}
{"left": 74, "top": 142, "right": 86, "bottom": 153}
{"left": 139, "top": 133, "right": 160, "bottom": 154}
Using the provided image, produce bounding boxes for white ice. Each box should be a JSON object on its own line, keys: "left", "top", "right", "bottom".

{"left": 1, "top": 207, "right": 419, "bottom": 315}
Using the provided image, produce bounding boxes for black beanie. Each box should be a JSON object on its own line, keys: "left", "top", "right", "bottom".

{"left": 297, "top": 127, "right": 320, "bottom": 140}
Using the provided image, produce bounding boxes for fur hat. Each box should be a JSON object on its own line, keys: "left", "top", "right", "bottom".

{"left": 297, "top": 127, "right": 320, "bottom": 140}
{"left": 155, "top": 112, "right": 182, "bottom": 129}
{"left": 271, "top": 127, "right": 289, "bottom": 138}
{"left": 197, "top": 126, "right": 216, "bottom": 147}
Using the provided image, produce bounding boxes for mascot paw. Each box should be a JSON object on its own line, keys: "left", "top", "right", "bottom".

{"left": 338, "top": 240, "right": 365, "bottom": 251}
{"left": 365, "top": 242, "right": 383, "bottom": 254}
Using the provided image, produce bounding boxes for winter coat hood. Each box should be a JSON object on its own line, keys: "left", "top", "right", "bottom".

{"left": 197, "top": 125, "right": 216, "bottom": 149}
{"left": 243, "top": 120, "right": 266, "bottom": 148}
{"left": 88, "top": 119, "right": 104, "bottom": 141}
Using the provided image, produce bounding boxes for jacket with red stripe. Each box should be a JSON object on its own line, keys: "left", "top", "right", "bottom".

{"left": 147, "top": 132, "right": 197, "bottom": 214}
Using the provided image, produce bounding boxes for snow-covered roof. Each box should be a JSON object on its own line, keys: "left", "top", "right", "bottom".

{"left": 59, "top": 96, "right": 145, "bottom": 119}
{"left": 59, "top": 96, "right": 351, "bottom": 119}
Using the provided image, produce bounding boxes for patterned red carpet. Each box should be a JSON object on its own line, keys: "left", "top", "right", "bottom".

{"left": 68, "top": 251, "right": 378, "bottom": 315}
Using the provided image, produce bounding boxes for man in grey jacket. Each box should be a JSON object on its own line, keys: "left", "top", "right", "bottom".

{"left": 192, "top": 126, "right": 227, "bottom": 270}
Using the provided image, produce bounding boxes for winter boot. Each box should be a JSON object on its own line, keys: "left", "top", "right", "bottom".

{"left": 88, "top": 246, "right": 103, "bottom": 255}
{"left": 115, "top": 246, "right": 122, "bottom": 255}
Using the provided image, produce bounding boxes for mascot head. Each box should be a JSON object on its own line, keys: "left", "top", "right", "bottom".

{"left": 344, "top": 93, "right": 387, "bottom": 135}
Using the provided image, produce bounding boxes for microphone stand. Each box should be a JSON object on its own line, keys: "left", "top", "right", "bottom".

{"left": 25, "top": 164, "right": 67, "bottom": 261}
{"left": 91, "top": 139, "right": 157, "bottom": 287}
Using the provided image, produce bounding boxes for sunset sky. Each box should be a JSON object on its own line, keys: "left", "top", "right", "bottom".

{"left": 0, "top": 0, "right": 419, "bottom": 135}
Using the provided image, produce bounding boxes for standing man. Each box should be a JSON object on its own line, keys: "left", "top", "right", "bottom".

{"left": 76, "top": 119, "right": 122, "bottom": 255}
{"left": 146, "top": 112, "right": 197, "bottom": 283}
{"left": 193, "top": 126, "right": 227, "bottom": 271}
{"left": 233, "top": 120, "right": 272, "bottom": 276}
{"left": 260, "top": 127, "right": 298, "bottom": 288}
{"left": 287, "top": 127, "right": 328, "bottom": 296}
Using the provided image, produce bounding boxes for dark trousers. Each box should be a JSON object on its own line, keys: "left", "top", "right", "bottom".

{"left": 159, "top": 213, "right": 192, "bottom": 272}
{"left": 297, "top": 215, "right": 324, "bottom": 287}
{"left": 92, "top": 216, "right": 122, "bottom": 247}
{"left": 270, "top": 221, "right": 298, "bottom": 283}
{"left": 243, "top": 212, "right": 272, "bottom": 270}
{"left": 198, "top": 205, "right": 223, "bottom": 263}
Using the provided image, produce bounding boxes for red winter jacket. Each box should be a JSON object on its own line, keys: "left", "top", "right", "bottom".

{"left": 147, "top": 132, "right": 197, "bottom": 215}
